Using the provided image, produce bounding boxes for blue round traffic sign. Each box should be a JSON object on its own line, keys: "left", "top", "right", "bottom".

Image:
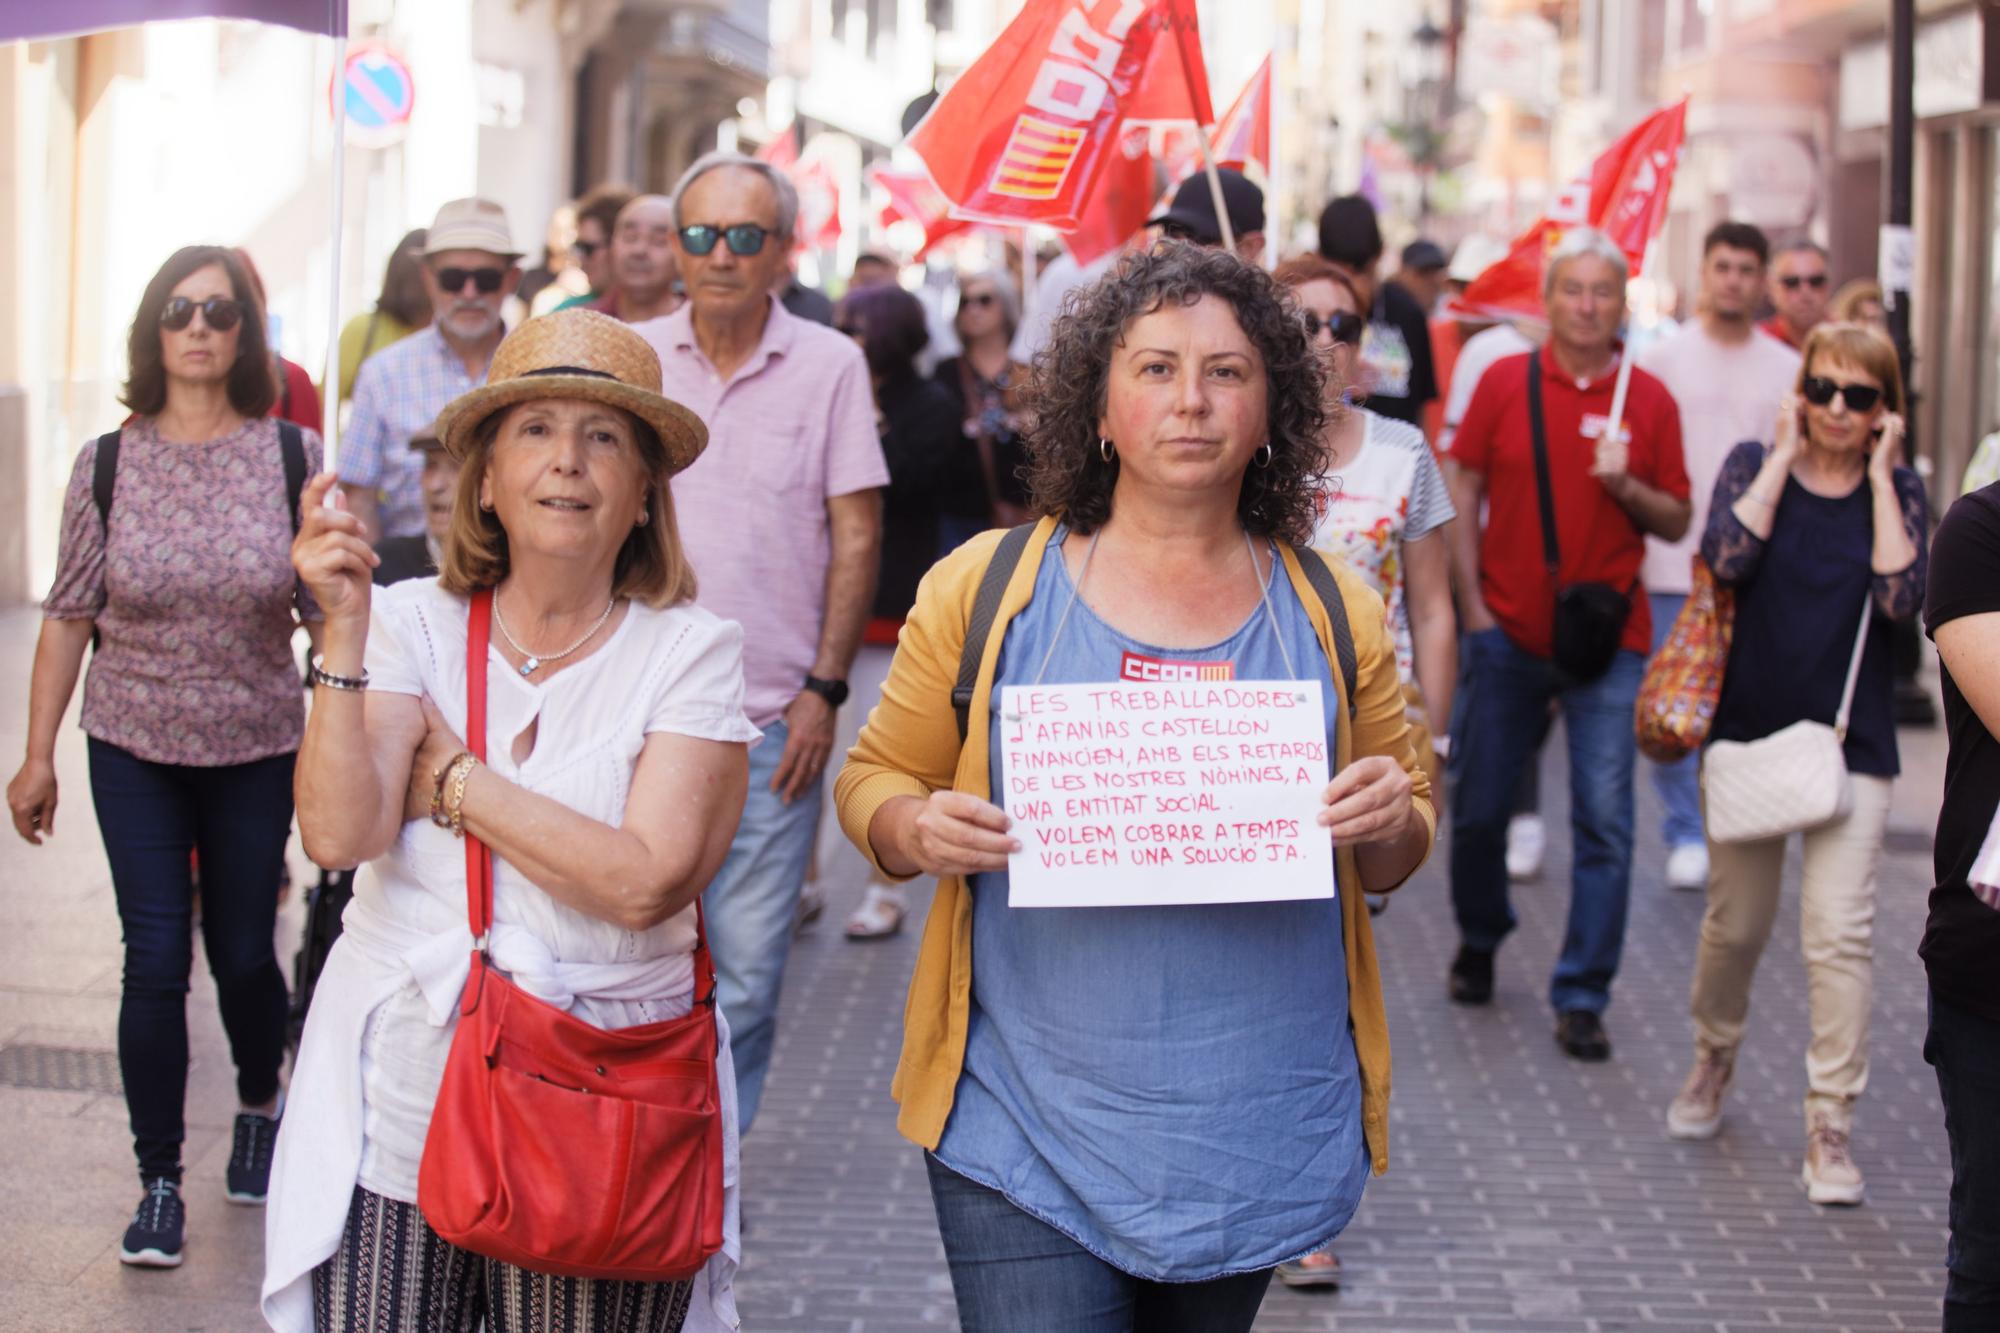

{"left": 339, "top": 45, "right": 415, "bottom": 142}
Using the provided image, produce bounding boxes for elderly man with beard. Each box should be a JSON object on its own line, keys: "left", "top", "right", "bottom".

{"left": 341, "top": 198, "right": 521, "bottom": 543}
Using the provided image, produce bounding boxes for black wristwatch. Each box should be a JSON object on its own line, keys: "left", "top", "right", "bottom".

{"left": 802, "top": 675, "right": 850, "bottom": 708}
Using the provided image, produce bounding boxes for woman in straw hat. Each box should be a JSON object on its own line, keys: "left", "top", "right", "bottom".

{"left": 263, "top": 310, "right": 760, "bottom": 1332}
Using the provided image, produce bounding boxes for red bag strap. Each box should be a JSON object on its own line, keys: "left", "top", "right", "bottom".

{"left": 465, "top": 590, "right": 494, "bottom": 969}
{"left": 464, "top": 587, "right": 716, "bottom": 1009}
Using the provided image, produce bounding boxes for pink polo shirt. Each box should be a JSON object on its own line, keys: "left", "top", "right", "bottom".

{"left": 636, "top": 297, "right": 889, "bottom": 726}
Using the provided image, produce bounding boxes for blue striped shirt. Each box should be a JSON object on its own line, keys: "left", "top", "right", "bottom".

{"left": 343, "top": 326, "right": 493, "bottom": 538}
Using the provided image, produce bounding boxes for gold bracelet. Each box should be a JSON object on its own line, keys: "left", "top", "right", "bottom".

{"left": 443, "top": 753, "right": 480, "bottom": 838}
{"left": 430, "top": 751, "right": 472, "bottom": 829}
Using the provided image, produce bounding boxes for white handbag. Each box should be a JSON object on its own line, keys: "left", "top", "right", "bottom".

{"left": 1700, "top": 597, "right": 1873, "bottom": 845}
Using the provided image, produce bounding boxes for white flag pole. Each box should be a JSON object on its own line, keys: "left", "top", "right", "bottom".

{"left": 1022, "top": 225, "right": 1038, "bottom": 326}
{"left": 1170, "top": 34, "right": 1233, "bottom": 252}
{"left": 323, "top": 25, "right": 348, "bottom": 474}
{"left": 1602, "top": 234, "right": 1657, "bottom": 462}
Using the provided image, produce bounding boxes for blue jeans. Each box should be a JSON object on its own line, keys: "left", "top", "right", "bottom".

{"left": 1926, "top": 988, "right": 2000, "bottom": 1327}
{"left": 87, "top": 739, "right": 293, "bottom": 1184}
{"left": 701, "top": 716, "right": 822, "bottom": 1134}
{"left": 924, "top": 1154, "right": 1273, "bottom": 1332}
{"left": 1647, "top": 591, "right": 1704, "bottom": 849}
{"left": 1449, "top": 629, "right": 1644, "bottom": 1014}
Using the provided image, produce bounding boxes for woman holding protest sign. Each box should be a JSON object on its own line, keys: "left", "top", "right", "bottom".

{"left": 835, "top": 242, "right": 1434, "bottom": 1330}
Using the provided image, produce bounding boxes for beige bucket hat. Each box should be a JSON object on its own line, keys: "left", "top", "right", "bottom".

{"left": 431, "top": 309, "right": 707, "bottom": 472}
{"left": 423, "top": 198, "right": 523, "bottom": 259}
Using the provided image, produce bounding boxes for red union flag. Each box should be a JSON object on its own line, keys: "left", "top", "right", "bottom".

{"left": 1454, "top": 98, "right": 1689, "bottom": 324}
{"left": 908, "top": 0, "right": 1208, "bottom": 230}
{"left": 869, "top": 165, "right": 974, "bottom": 255}
{"left": 1209, "top": 55, "right": 1270, "bottom": 173}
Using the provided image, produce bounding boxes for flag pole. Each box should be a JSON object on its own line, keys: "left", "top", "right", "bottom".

{"left": 1022, "top": 225, "right": 1038, "bottom": 328}
{"left": 1171, "top": 37, "right": 1234, "bottom": 252}
{"left": 323, "top": 23, "right": 347, "bottom": 474}
{"left": 1602, "top": 234, "right": 1656, "bottom": 461}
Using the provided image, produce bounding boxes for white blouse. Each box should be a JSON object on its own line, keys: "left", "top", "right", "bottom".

{"left": 264, "top": 579, "right": 763, "bottom": 1332}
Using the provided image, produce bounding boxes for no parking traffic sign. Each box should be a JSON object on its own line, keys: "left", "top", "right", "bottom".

{"left": 334, "top": 44, "right": 414, "bottom": 147}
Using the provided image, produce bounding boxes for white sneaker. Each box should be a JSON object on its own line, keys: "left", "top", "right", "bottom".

{"left": 1802, "top": 1111, "right": 1865, "bottom": 1206}
{"left": 1666, "top": 1047, "right": 1734, "bottom": 1140}
{"left": 1506, "top": 815, "right": 1545, "bottom": 882}
{"left": 1665, "top": 843, "right": 1709, "bottom": 893}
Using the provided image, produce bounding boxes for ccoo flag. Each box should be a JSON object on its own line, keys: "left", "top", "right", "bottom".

{"left": 907, "top": 0, "right": 1210, "bottom": 231}
{"left": 1454, "top": 97, "right": 1689, "bottom": 325}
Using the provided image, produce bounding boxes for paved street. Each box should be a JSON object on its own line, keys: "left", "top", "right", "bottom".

{"left": 0, "top": 603, "right": 1953, "bottom": 1331}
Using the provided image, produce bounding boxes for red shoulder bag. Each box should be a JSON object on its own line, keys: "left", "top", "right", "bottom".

{"left": 415, "top": 588, "right": 725, "bottom": 1281}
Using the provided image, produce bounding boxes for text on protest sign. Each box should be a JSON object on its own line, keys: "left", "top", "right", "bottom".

{"left": 998, "top": 681, "right": 1335, "bottom": 908}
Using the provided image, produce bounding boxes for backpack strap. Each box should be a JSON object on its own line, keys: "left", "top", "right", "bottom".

{"left": 1290, "top": 545, "right": 1359, "bottom": 721}
{"left": 278, "top": 421, "right": 308, "bottom": 534}
{"left": 91, "top": 430, "right": 122, "bottom": 534}
{"left": 953, "top": 523, "right": 1038, "bottom": 744}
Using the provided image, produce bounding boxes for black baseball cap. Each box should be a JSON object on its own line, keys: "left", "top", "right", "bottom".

{"left": 1401, "top": 239, "right": 1449, "bottom": 272}
{"left": 1146, "top": 168, "right": 1265, "bottom": 246}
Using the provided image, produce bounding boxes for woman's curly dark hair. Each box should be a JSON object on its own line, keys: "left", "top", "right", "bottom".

{"left": 1023, "top": 241, "right": 1327, "bottom": 545}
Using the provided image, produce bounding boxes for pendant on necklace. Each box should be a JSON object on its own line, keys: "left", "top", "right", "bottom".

{"left": 520, "top": 657, "right": 540, "bottom": 677}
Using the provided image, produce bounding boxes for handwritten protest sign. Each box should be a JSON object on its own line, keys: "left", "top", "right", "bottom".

{"left": 998, "top": 681, "right": 1335, "bottom": 908}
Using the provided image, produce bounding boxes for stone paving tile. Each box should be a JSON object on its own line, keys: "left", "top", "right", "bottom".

{"left": 0, "top": 606, "right": 1957, "bottom": 1328}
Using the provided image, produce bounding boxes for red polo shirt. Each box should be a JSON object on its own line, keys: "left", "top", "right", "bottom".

{"left": 1758, "top": 315, "right": 1804, "bottom": 350}
{"left": 1451, "top": 349, "right": 1688, "bottom": 660}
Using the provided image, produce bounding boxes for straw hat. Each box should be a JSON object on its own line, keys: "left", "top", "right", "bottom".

{"left": 424, "top": 197, "right": 523, "bottom": 259}
{"left": 432, "top": 310, "right": 707, "bottom": 472}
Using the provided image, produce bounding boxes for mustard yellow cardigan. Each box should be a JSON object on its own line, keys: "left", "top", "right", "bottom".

{"left": 833, "top": 516, "right": 1436, "bottom": 1176}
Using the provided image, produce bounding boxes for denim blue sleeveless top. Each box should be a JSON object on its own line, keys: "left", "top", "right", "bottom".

{"left": 931, "top": 528, "right": 1370, "bottom": 1281}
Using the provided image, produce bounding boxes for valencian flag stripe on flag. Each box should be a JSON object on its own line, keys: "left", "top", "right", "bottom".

{"left": 1454, "top": 97, "right": 1689, "bottom": 325}
{"left": 908, "top": 0, "right": 1209, "bottom": 231}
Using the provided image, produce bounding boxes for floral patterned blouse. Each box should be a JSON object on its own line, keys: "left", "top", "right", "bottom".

{"left": 44, "top": 416, "right": 324, "bottom": 767}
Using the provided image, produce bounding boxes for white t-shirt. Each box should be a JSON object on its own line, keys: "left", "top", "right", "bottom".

{"left": 1438, "top": 321, "right": 1538, "bottom": 455}
{"left": 1312, "top": 410, "right": 1457, "bottom": 684}
{"left": 1638, "top": 322, "right": 1801, "bottom": 593}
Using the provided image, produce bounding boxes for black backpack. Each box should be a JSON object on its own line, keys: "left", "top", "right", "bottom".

{"left": 950, "top": 523, "right": 1360, "bottom": 743}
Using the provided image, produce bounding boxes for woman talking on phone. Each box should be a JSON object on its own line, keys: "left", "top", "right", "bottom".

{"left": 1664, "top": 324, "right": 1927, "bottom": 1207}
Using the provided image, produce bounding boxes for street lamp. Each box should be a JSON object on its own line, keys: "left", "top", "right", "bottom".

{"left": 1405, "top": 14, "right": 1448, "bottom": 227}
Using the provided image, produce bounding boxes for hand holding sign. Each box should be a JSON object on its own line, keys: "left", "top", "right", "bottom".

{"left": 1318, "top": 754, "right": 1417, "bottom": 846}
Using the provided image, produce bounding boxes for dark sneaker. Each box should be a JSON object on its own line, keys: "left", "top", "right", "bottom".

{"left": 226, "top": 1098, "right": 282, "bottom": 1204}
{"left": 1555, "top": 1009, "right": 1612, "bottom": 1062}
{"left": 1448, "top": 946, "right": 1494, "bottom": 1005}
{"left": 119, "top": 1178, "right": 185, "bottom": 1268}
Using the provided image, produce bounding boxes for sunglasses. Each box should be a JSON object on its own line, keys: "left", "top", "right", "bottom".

{"left": 436, "top": 266, "right": 508, "bottom": 295}
{"left": 1779, "top": 273, "right": 1829, "bottom": 291}
{"left": 159, "top": 296, "right": 244, "bottom": 332}
{"left": 571, "top": 239, "right": 602, "bottom": 259}
{"left": 961, "top": 292, "right": 999, "bottom": 309}
{"left": 678, "top": 223, "right": 772, "bottom": 257}
{"left": 1800, "top": 375, "right": 1883, "bottom": 412}
{"left": 1303, "top": 311, "right": 1365, "bottom": 346}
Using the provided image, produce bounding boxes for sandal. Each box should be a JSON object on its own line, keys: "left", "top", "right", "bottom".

{"left": 844, "top": 885, "right": 906, "bottom": 941}
{"left": 1274, "top": 1248, "right": 1341, "bottom": 1288}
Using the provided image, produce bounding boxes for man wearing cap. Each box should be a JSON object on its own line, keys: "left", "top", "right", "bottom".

{"left": 1147, "top": 166, "right": 1266, "bottom": 266}
{"left": 1319, "top": 194, "right": 1438, "bottom": 431}
{"left": 370, "top": 421, "right": 460, "bottom": 586}
{"left": 341, "top": 198, "right": 522, "bottom": 543}
{"left": 593, "top": 194, "right": 683, "bottom": 324}
{"left": 1393, "top": 239, "right": 1451, "bottom": 316}
{"left": 632, "top": 150, "right": 888, "bottom": 1134}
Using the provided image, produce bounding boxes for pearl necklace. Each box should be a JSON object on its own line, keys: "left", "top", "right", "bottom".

{"left": 492, "top": 594, "right": 617, "bottom": 677}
